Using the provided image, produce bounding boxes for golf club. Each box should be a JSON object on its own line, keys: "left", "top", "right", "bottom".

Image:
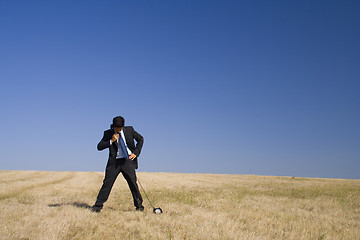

{"left": 137, "top": 178, "right": 163, "bottom": 214}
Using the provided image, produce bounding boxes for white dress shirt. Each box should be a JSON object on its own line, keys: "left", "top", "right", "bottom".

{"left": 111, "top": 130, "right": 132, "bottom": 159}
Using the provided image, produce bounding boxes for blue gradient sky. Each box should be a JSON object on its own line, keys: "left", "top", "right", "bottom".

{"left": 1, "top": 0, "right": 359, "bottom": 179}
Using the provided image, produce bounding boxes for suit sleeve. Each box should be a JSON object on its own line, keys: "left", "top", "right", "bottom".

{"left": 97, "top": 131, "right": 112, "bottom": 151}
{"left": 132, "top": 127, "right": 144, "bottom": 157}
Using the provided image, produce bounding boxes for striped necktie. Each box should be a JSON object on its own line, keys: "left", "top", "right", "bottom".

{"left": 118, "top": 134, "right": 129, "bottom": 159}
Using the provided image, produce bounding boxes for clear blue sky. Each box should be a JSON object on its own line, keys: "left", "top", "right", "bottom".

{"left": 1, "top": 0, "right": 359, "bottom": 179}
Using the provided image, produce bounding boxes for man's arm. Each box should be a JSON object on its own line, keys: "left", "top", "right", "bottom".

{"left": 97, "top": 130, "right": 114, "bottom": 151}
{"left": 132, "top": 127, "right": 144, "bottom": 157}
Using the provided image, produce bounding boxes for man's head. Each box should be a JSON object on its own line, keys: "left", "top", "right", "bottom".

{"left": 112, "top": 116, "right": 125, "bottom": 133}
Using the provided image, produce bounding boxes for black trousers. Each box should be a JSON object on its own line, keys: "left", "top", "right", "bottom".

{"left": 94, "top": 158, "right": 143, "bottom": 209}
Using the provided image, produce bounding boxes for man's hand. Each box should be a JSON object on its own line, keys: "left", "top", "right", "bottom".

{"left": 129, "top": 153, "right": 137, "bottom": 160}
{"left": 111, "top": 133, "right": 119, "bottom": 143}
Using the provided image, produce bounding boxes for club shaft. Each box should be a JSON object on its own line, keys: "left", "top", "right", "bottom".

{"left": 137, "top": 178, "right": 155, "bottom": 209}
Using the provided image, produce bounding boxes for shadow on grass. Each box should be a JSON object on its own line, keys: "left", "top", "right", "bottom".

{"left": 48, "top": 202, "right": 92, "bottom": 209}
{"left": 48, "top": 202, "right": 137, "bottom": 212}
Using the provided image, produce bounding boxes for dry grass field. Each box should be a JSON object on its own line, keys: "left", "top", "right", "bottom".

{"left": 0, "top": 170, "right": 359, "bottom": 240}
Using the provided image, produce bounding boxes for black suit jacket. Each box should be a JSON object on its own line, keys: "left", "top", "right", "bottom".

{"left": 97, "top": 126, "right": 144, "bottom": 169}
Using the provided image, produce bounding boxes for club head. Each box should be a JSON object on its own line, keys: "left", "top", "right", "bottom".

{"left": 153, "top": 207, "right": 163, "bottom": 214}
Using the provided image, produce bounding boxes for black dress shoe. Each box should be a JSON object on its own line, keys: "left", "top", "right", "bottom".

{"left": 136, "top": 206, "right": 144, "bottom": 212}
{"left": 91, "top": 206, "right": 102, "bottom": 213}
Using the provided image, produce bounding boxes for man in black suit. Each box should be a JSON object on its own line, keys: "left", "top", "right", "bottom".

{"left": 92, "top": 116, "right": 144, "bottom": 212}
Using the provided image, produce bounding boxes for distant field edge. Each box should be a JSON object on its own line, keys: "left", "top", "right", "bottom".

{"left": 1, "top": 169, "right": 359, "bottom": 181}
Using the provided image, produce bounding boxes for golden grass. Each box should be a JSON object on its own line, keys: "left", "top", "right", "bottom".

{"left": 0, "top": 170, "right": 359, "bottom": 239}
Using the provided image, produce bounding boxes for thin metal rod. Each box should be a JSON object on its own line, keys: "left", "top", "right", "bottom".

{"left": 137, "top": 178, "right": 155, "bottom": 209}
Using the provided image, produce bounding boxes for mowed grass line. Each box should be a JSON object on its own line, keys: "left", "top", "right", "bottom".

{"left": 0, "top": 170, "right": 50, "bottom": 184}
{"left": 0, "top": 171, "right": 75, "bottom": 201}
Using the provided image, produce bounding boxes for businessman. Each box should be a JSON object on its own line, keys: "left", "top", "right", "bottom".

{"left": 92, "top": 116, "right": 144, "bottom": 212}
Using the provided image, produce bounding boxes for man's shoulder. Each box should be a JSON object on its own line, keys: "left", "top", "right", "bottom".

{"left": 123, "top": 126, "right": 134, "bottom": 133}
{"left": 104, "top": 129, "right": 114, "bottom": 135}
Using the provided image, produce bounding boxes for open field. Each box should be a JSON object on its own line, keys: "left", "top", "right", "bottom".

{"left": 0, "top": 171, "right": 359, "bottom": 240}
